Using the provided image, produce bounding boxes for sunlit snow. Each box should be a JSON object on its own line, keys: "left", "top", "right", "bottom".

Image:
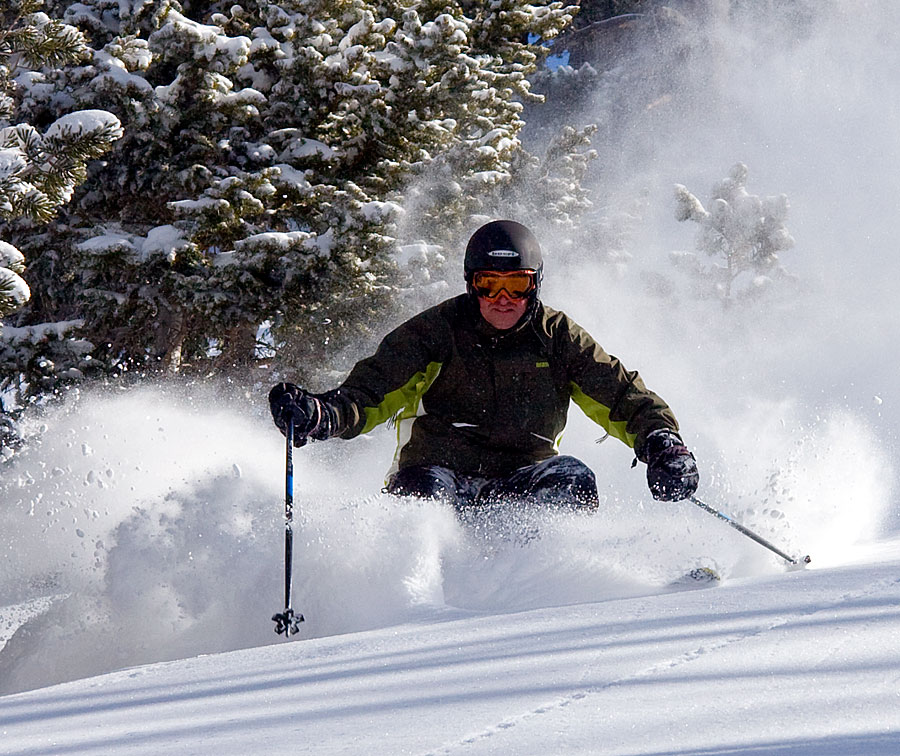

{"left": 2, "top": 4, "right": 900, "bottom": 755}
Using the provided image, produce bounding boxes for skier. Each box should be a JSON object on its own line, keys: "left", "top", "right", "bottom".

{"left": 268, "top": 220, "right": 699, "bottom": 511}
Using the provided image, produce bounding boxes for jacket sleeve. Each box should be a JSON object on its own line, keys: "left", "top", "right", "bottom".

{"left": 321, "top": 305, "right": 447, "bottom": 440}
{"left": 559, "top": 315, "right": 679, "bottom": 459}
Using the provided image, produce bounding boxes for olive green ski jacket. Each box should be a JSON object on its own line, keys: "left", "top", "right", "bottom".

{"left": 322, "top": 294, "right": 678, "bottom": 478}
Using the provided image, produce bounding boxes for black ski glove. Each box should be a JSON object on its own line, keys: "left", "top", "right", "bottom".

{"left": 640, "top": 428, "right": 699, "bottom": 502}
{"left": 268, "top": 382, "right": 335, "bottom": 447}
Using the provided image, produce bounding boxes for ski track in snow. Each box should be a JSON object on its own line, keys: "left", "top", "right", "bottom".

{"left": 1, "top": 539, "right": 899, "bottom": 755}
{"left": 425, "top": 572, "right": 900, "bottom": 756}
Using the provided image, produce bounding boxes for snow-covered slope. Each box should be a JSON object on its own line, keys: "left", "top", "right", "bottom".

{"left": 1, "top": 382, "right": 895, "bottom": 755}
{"left": 3, "top": 4, "right": 900, "bottom": 754}
{"left": 2, "top": 539, "right": 899, "bottom": 756}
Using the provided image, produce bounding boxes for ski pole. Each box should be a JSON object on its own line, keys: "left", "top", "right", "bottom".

{"left": 689, "top": 495, "right": 811, "bottom": 566}
{"left": 272, "top": 418, "right": 304, "bottom": 636}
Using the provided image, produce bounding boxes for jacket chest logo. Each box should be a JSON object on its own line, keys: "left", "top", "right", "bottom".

{"left": 497, "top": 358, "right": 553, "bottom": 378}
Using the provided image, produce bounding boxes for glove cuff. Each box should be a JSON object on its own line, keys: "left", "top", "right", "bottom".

{"left": 307, "top": 396, "right": 337, "bottom": 441}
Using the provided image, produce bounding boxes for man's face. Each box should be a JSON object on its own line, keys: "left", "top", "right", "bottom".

{"left": 478, "top": 291, "right": 529, "bottom": 330}
{"left": 471, "top": 269, "right": 536, "bottom": 330}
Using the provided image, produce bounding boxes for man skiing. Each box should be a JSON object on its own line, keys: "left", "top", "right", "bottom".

{"left": 268, "top": 220, "right": 699, "bottom": 510}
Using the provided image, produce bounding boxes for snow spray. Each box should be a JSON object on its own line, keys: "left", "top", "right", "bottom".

{"left": 2, "top": 2, "right": 899, "bottom": 695}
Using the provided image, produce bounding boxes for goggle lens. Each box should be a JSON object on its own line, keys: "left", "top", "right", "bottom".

{"left": 472, "top": 270, "right": 536, "bottom": 300}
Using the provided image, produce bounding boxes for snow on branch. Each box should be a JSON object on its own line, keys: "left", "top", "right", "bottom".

{"left": 672, "top": 163, "right": 796, "bottom": 305}
{"left": 1, "top": 110, "right": 123, "bottom": 222}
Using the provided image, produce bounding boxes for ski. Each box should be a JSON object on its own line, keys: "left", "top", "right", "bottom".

{"left": 667, "top": 566, "right": 722, "bottom": 591}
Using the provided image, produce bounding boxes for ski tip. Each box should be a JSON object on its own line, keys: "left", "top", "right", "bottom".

{"left": 687, "top": 566, "right": 722, "bottom": 583}
{"left": 668, "top": 566, "right": 721, "bottom": 590}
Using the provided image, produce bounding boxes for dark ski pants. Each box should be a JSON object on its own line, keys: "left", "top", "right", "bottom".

{"left": 385, "top": 455, "right": 599, "bottom": 511}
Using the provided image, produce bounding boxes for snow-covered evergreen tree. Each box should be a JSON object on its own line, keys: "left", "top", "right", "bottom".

{"left": 672, "top": 163, "right": 796, "bottom": 304}
{"left": 176, "top": 0, "right": 587, "bottom": 373}
{"left": 1, "top": 1, "right": 122, "bottom": 319}
{"left": 11, "top": 0, "right": 584, "bottom": 384}
{"left": 1, "top": 0, "right": 121, "bottom": 449}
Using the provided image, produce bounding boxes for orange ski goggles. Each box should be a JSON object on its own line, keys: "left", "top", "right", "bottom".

{"left": 471, "top": 270, "right": 537, "bottom": 300}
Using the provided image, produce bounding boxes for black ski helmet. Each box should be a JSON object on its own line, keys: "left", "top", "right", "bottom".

{"left": 464, "top": 220, "right": 544, "bottom": 322}
{"left": 464, "top": 220, "right": 543, "bottom": 276}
